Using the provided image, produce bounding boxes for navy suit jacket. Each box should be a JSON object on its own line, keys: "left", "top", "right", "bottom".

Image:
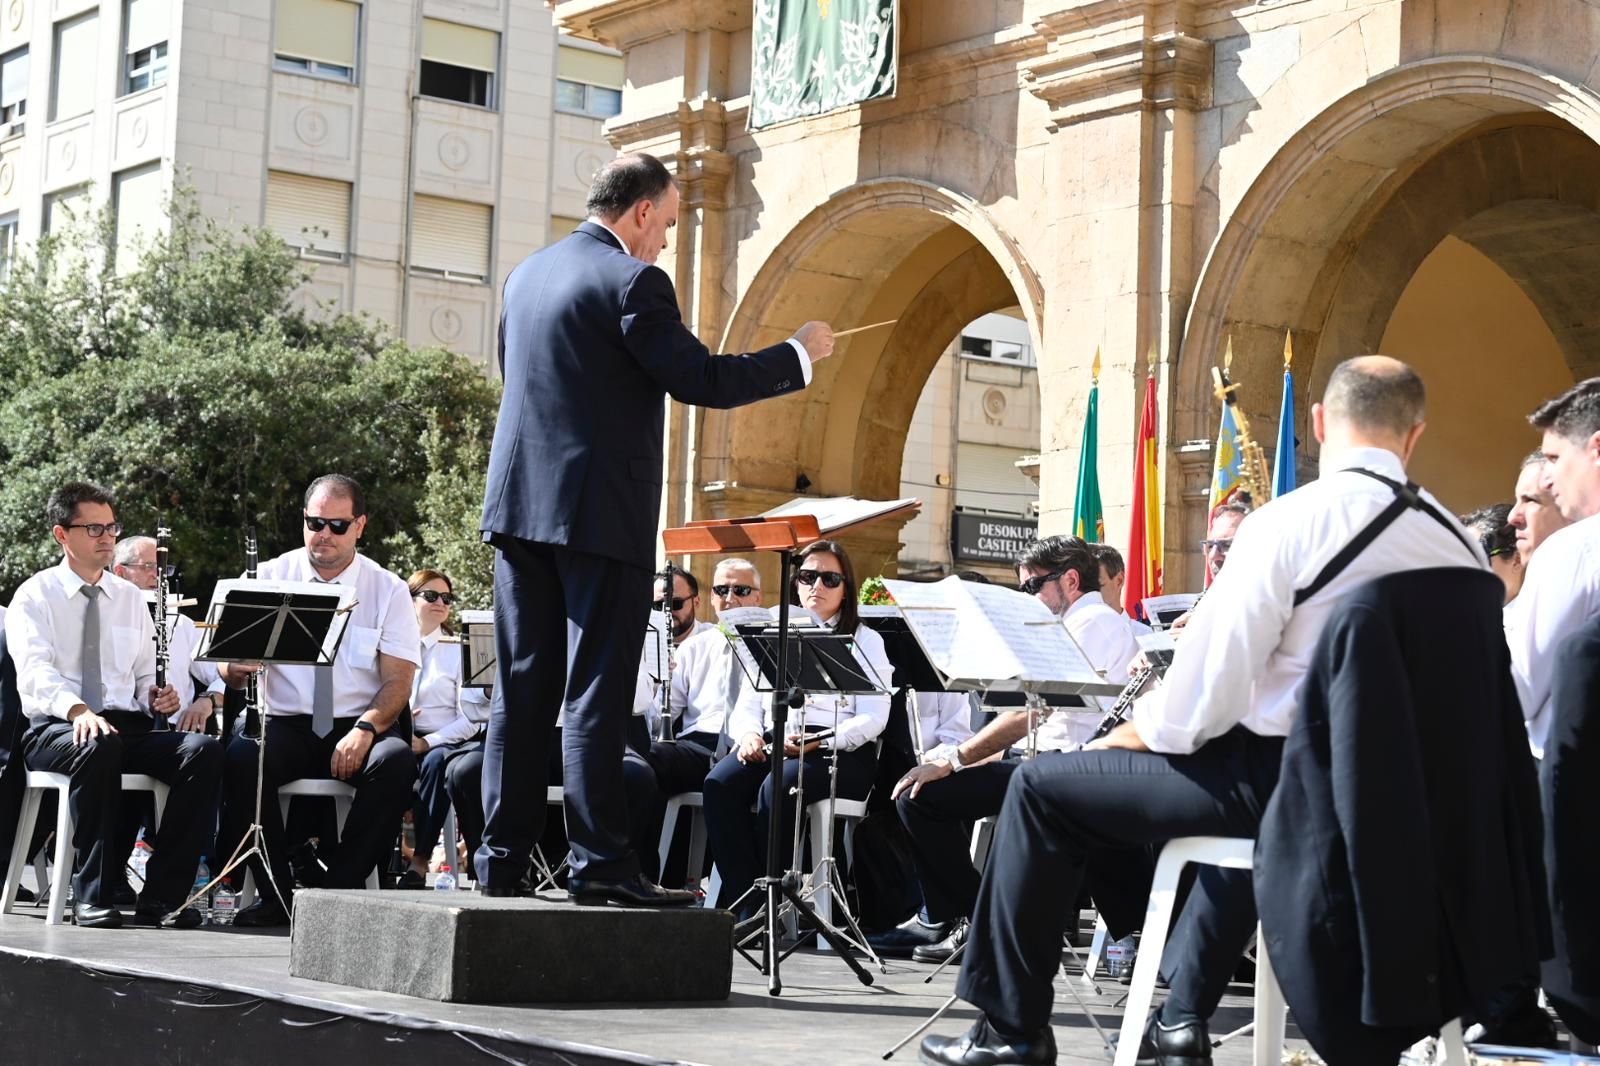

{"left": 481, "top": 222, "right": 806, "bottom": 569}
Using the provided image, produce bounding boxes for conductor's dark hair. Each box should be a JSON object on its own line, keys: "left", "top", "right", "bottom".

{"left": 1321, "top": 356, "right": 1426, "bottom": 435}
{"left": 1090, "top": 543, "right": 1125, "bottom": 579}
{"left": 1016, "top": 535, "right": 1100, "bottom": 595}
{"left": 586, "top": 153, "right": 675, "bottom": 222}
{"left": 47, "top": 482, "right": 115, "bottom": 529}
{"left": 657, "top": 563, "right": 698, "bottom": 598}
{"left": 1530, "top": 378, "right": 1600, "bottom": 444}
{"left": 305, "top": 473, "right": 366, "bottom": 518}
{"left": 792, "top": 539, "right": 860, "bottom": 635}
{"left": 1461, "top": 503, "right": 1518, "bottom": 561}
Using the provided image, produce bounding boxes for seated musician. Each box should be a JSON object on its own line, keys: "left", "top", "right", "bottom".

{"left": 871, "top": 535, "right": 1137, "bottom": 963}
{"left": 702, "top": 540, "right": 890, "bottom": 916}
{"left": 402, "top": 568, "right": 489, "bottom": 887}
{"left": 216, "top": 474, "right": 421, "bottom": 927}
{"left": 921, "top": 356, "right": 1482, "bottom": 1066}
{"left": 633, "top": 564, "right": 714, "bottom": 755}
{"left": 113, "top": 536, "right": 226, "bottom": 732}
{"left": 6, "top": 483, "right": 221, "bottom": 929}
{"left": 1090, "top": 543, "right": 1150, "bottom": 638}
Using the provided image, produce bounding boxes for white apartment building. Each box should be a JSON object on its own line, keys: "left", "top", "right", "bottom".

{"left": 0, "top": 0, "right": 622, "bottom": 360}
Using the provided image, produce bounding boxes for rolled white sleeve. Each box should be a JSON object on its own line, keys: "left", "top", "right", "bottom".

{"left": 378, "top": 579, "right": 423, "bottom": 666}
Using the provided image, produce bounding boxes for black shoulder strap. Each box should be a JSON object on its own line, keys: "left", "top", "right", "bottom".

{"left": 1291, "top": 468, "right": 1477, "bottom": 607}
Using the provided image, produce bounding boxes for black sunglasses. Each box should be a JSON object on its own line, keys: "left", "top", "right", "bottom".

{"left": 66, "top": 522, "right": 123, "bottom": 538}
{"left": 655, "top": 596, "right": 688, "bottom": 611}
{"left": 304, "top": 514, "right": 357, "bottom": 535}
{"left": 796, "top": 569, "right": 846, "bottom": 589}
{"left": 1018, "top": 569, "right": 1067, "bottom": 596}
{"left": 712, "top": 584, "right": 756, "bottom": 598}
{"left": 415, "top": 589, "right": 456, "bottom": 606}
{"left": 1199, "top": 538, "right": 1234, "bottom": 553}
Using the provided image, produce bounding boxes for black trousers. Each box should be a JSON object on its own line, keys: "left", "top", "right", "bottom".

{"left": 477, "top": 538, "right": 652, "bottom": 886}
{"left": 23, "top": 714, "right": 223, "bottom": 909}
{"left": 703, "top": 741, "right": 878, "bottom": 908}
{"left": 1542, "top": 686, "right": 1600, "bottom": 1044}
{"left": 414, "top": 738, "right": 480, "bottom": 864}
{"left": 957, "top": 729, "right": 1284, "bottom": 1035}
{"left": 218, "top": 715, "right": 416, "bottom": 902}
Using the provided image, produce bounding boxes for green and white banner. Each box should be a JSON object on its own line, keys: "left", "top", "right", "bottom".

{"left": 749, "top": 0, "right": 897, "bottom": 131}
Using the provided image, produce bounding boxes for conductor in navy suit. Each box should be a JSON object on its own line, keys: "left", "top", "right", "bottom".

{"left": 477, "top": 153, "right": 833, "bottom": 906}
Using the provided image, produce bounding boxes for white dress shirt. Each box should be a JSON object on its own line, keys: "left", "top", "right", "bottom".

{"left": 1034, "top": 589, "right": 1140, "bottom": 751}
{"left": 667, "top": 624, "right": 743, "bottom": 739}
{"left": 644, "top": 618, "right": 715, "bottom": 733}
{"left": 911, "top": 690, "right": 976, "bottom": 765}
{"left": 1132, "top": 446, "right": 1485, "bottom": 755}
{"left": 7, "top": 562, "right": 157, "bottom": 719}
{"left": 161, "top": 609, "right": 224, "bottom": 722}
{"left": 1504, "top": 509, "right": 1600, "bottom": 757}
{"left": 728, "top": 614, "right": 892, "bottom": 752}
{"left": 255, "top": 549, "right": 422, "bottom": 719}
{"left": 412, "top": 629, "right": 492, "bottom": 748}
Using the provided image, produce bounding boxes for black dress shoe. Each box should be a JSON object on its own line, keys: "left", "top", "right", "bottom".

{"left": 73, "top": 902, "right": 123, "bottom": 929}
{"left": 568, "top": 873, "right": 696, "bottom": 908}
{"left": 913, "top": 917, "right": 970, "bottom": 963}
{"left": 128, "top": 905, "right": 205, "bottom": 930}
{"left": 1129, "top": 1013, "right": 1211, "bottom": 1065}
{"left": 14, "top": 885, "right": 34, "bottom": 904}
{"left": 1466, "top": 1000, "right": 1562, "bottom": 1050}
{"left": 481, "top": 872, "right": 537, "bottom": 898}
{"left": 109, "top": 882, "right": 138, "bottom": 908}
{"left": 232, "top": 897, "right": 290, "bottom": 928}
{"left": 868, "top": 915, "right": 951, "bottom": 958}
{"left": 920, "top": 1015, "right": 1056, "bottom": 1065}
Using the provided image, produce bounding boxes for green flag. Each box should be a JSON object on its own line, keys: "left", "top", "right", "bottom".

{"left": 1074, "top": 380, "right": 1104, "bottom": 542}
{"left": 750, "top": 0, "right": 897, "bottom": 131}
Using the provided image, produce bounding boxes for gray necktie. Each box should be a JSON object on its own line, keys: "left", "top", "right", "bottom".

{"left": 79, "top": 585, "right": 102, "bottom": 714}
{"left": 715, "top": 643, "right": 743, "bottom": 760}
{"left": 311, "top": 578, "right": 334, "bottom": 736}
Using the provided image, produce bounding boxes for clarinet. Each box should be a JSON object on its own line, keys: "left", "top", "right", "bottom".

{"left": 153, "top": 522, "right": 171, "bottom": 729}
{"left": 242, "top": 526, "right": 262, "bottom": 739}
{"left": 656, "top": 594, "right": 677, "bottom": 743}
{"left": 1090, "top": 585, "right": 1210, "bottom": 742}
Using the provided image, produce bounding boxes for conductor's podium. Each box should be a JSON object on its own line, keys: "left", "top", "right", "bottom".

{"left": 290, "top": 889, "right": 734, "bottom": 1003}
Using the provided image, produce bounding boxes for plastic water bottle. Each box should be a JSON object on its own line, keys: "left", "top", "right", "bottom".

{"left": 129, "top": 838, "right": 153, "bottom": 891}
{"left": 1105, "top": 934, "right": 1138, "bottom": 982}
{"left": 211, "top": 878, "right": 239, "bottom": 925}
{"left": 434, "top": 864, "right": 457, "bottom": 892}
{"left": 191, "top": 858, "right": 212, "bottom": 924}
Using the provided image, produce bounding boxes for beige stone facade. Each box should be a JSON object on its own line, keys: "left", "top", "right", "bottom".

{"left": 0, "top": 0, "right": 619, "bottom": 362}
{"left": 555, "top": 0, "right": 1594, "bottom": 590}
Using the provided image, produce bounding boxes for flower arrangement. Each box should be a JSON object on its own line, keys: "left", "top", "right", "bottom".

{"left": 859, "top": 575, "right": 894, "bottom": 605}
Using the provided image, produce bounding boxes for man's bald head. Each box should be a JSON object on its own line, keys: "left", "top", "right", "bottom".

{"left": 1321, "top": 356, "right": 1426, "bottom": 435}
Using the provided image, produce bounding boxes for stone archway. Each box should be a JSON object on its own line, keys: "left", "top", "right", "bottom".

{"left": 690, "top": 179, "right": 1044, "bottom": 578}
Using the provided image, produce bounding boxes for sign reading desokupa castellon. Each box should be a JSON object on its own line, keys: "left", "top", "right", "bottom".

{"left": 951, "top": 512, "right": 1038, "bottom": 565}
{"left": 749, "top": 0, "right": 897, "bottom": 131}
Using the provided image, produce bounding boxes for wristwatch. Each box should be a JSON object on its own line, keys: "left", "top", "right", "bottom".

{"left": 352, "top": 720, "right": 377, "bottom": 736}
{"left": 949, "top": 746, "right": 966, "bottom": 772}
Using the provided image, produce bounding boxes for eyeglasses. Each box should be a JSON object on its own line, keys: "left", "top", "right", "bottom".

{"left": 415, "top": 590, "right": 456, "bottom": 606}
{"left": 712, "top": 584, "right": 756, "bottom": 598}
{"left": 1200, "top": 538, "right": 1234, "bottom": 554}
{"left": 121, "top": 561, "right": 175, "bottom": 576}
{"left": 655, "top": 596, "right": 688, "bottom": 611}
{"left": 796, "top": 569, "right": 846, "bottom": 590}
{"left": 1018, "top": 569, "right": 1066, "bottom": 596}
{"left": 304, "top": 514, "right": 357, "bottom": 535}
{"left": 65, "top": 522, "right": 123, "bottom": 538}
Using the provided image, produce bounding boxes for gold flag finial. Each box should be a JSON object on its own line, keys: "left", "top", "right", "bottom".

{"left": 1283, "top": 329, "right": 1293, "bottom": 370}
{"left": 1091, "top": 346, "right": 1101, "bottom": 383}
{"left": 1223, "top": 334, "right": 1234, "bottom": 375}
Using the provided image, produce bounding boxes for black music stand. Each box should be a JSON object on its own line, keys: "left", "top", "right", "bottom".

{"left": 458, "top": 609, "right": 495, "bottom": 689}
{"left": 185, "top": 580, "right": 355, "bottom": 922}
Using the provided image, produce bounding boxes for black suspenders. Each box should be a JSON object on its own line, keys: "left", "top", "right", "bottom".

{"left": 1292, "top": 468, "right": 1479, "bottom": 607}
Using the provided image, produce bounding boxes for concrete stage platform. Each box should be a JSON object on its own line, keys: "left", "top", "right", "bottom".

{"left": 0, "top": 896, "right": 1306, "bottom": 1066}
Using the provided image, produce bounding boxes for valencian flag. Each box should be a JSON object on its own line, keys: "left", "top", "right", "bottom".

{"left": 749, "top": 0, "right": 898, "bottom": 131}
{"left": 1072, "top": 350, "right": 1104, "bottom": 541}
{"left": 1125, "top": 373, "right": 1163, "bottom": 618}
{"left": 1273, "top": 331, "right": 1297, "bottom": 498}
{"left": 1209, "top": 340, "right": 1245, "bottom": 511}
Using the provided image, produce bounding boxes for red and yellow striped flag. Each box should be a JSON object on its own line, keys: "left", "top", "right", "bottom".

{"left": 1125, "top": 373, "right": 1163, "bottom": 618}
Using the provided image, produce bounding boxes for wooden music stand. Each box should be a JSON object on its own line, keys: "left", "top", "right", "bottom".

{"left": 661, "top": 513, "right": 874, "bottom": 995}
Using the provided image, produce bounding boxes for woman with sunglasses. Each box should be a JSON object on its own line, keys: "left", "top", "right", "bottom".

{"left": 702, "top": 539, "right": 892, "bottom": 914}
{"left": 403, "top": 569, "right": 490, "bottom": 887}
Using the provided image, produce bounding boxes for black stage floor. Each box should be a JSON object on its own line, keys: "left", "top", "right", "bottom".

{"left": 0, "top": 899, "right": 1297, "bottom": 1066}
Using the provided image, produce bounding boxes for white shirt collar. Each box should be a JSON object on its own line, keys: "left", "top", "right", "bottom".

{"left": 1318, "top": 445, "right": 1406, "bottom": 481}
{"left": 588, "top": 218, "right": 630, "bottom": 257}
{"left": 1065, "top": 589, "right": 1107, "bottom": 619}
{"left": 53, "top": 559, "right": 106, "bottom": 598}
{"left": 420, "top": 627, "right": 441, "bottom": 651}
{"left": 298, "top": 548, "right": 362, "bottom": 587}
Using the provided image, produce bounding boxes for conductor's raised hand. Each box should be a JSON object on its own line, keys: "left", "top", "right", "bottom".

{"left": 793, "top": 321, "right": 835, "bottom": 363}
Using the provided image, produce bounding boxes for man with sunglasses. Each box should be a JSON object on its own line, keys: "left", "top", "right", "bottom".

{"left": 216, "top": 474, "right": 422, "bottom": 927}
{"left": 6, "top": 483, "right": 218, "bottom": 929}
{"left": 639, "top": 559, "right": 764, "bottom": 886}
{"left": 876, "top": 535, "right": 1138, "bottom": 963}
{"left": 478, "top": 153, "right": 834, "bottom": 907}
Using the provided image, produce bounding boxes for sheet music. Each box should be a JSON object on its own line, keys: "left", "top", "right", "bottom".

{"left": 641, "top": 618, "right": 667, "bottom": 683}
{"left": 759, "top": 495, "right": 919, "bottom": 535}
{"left": 1141, "top": 593, "right": 1200, "bottom": 627}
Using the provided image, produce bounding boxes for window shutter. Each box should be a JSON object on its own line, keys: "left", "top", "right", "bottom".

{"left": 276, "top": 0, "right": 358, "bottom": 67}
{"left": 113, "top": 163, "right": 165, "bottom": 274}
{"left": 557, "top": 45, "right": 622, "bottom": 88}
{"left": 265, "top": 171, "right": 350, "bottom": 258}
{"left": 422, "top": 18, "right": 497, "bottom": 73}
{"left": 0, "top": 50, "right": 26, "bottom": 109}
{"left": 51, "top": 14, "right": 98, "bottom": 120}
{"left": 125, "top": 0, "right": 169, "bottom": 54}
{"left": 413, "top": 195, "right": 491, "bottom": 279}
{"left": 955, "top": 443, "right": 1038, "bottom": 515}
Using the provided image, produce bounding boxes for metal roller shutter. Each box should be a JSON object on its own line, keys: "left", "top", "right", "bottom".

{"left": 264, "top": 171, "right": 349, "bottom": 259}
{"left": 412, "top": 195, "right": 491, "bottom": 280}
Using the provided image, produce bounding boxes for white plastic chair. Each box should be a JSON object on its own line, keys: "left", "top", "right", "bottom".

{"left": 657, "top": 791, "right": 707, "bottom": 892}
{"left": 2, "top": 771, "right": 170, "bottom": 925}
{"left": 1113, "top": 836, "right": 1470, "bottom": 1066}
{"left": 805, "top": 794, "right": 870, "bottom": 932}
{"left": 237, "top": 778, "right": 378, "bottom": 906}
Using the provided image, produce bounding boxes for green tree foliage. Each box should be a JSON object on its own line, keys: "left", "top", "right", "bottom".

{"left": 0, "top": 189, "right": 500, "bottom": 607}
